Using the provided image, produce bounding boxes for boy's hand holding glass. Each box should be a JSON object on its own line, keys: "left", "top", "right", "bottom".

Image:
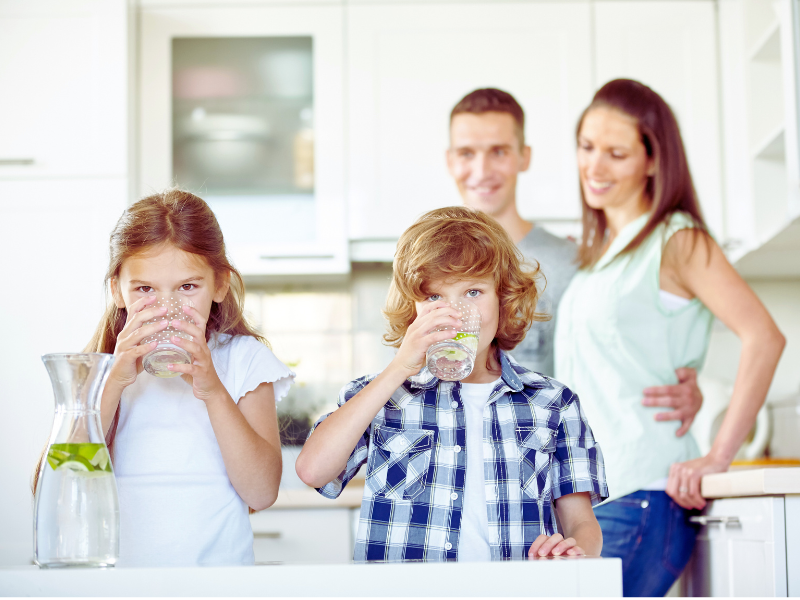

{"left": 425, "top": 299, "right": 481, "bottom": 381}
{"left": 392, "top": 301, "right": 465, "bottom": 378}
{"left": 163, "top": 303, "right": 227, "bottom": 403}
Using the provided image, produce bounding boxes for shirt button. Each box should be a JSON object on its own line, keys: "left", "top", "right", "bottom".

{"left": 444, "top": 542, "right": 453, "bottom": 551}
{"left": 454, "top": 445, "right": 462, "bottom": 453}
{"left": 450, "top": 492, "right": 458, "bottom": 500}
{"left": 641, "top": 500, "right": 649, "bottom": 509}
{"left": 450, "top": 401, "right": 458, "bottom": 409}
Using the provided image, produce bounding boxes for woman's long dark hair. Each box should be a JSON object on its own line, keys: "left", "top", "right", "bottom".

{"left": 575, "top": 79, "right": 710, "bottom": 268}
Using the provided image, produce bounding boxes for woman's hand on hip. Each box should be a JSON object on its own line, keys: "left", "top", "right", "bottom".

{"left": 166, "top": 304, "right": 226, "bottom": 402}
{"left": 666, "top": 454, "right": 729, "bottom": 509}
{"left": 642, "top": 367, "right": 703, "bottom": 437}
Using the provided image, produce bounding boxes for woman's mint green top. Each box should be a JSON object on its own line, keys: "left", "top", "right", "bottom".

{"left": 554, "top": 212, "right": 713, "bottom": 501}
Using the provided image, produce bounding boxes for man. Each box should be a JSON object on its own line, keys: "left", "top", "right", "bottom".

{"left": 446, "top": 88, "right": 701, "bottom": 434}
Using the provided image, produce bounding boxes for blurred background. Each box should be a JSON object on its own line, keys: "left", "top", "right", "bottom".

{"left": 1, "top": 0, "right": 799, "bottom": 582}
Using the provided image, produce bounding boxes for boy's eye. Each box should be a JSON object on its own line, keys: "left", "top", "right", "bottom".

{"left": 466, "top": 289, "right": 481, "bottom": 298}
{"left": 427, "top": 294, "right": 441, "bottom": 302}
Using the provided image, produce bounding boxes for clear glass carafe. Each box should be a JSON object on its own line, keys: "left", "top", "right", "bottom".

{"left": 34, "top": 353, "right": 119, "bottom": 568}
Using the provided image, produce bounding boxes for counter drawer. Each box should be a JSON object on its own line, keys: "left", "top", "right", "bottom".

{"left": 694, "top": 496, "right": 784, "bottom": 543}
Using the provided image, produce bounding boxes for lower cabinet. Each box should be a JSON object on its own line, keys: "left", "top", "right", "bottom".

{"left": 684, "top": 495, "right": 800, "bottom": 597}
{"left": 250, "top": 508, "right": 357, "bottom": 564}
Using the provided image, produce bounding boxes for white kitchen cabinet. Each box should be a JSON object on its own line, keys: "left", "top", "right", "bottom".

{"left": 684, "top": 494, "right": 800, "bottom": 597}
{"left": 250, "top": 508, "right": 355, "bottom": 564}
{"left": 0, "top": 0, "right": 127, "bottom": 179}
{"left": 138, "top": 5, "right": 347, "bottom": 276}
{"left": 0, "top": 178, "right": 129, "bottom": 566}
{"left": 717, "top": 0, "right": 800, "bottom": 272}
{"left": 346, "top": 1, "right": 594, "bottom": 241}
{"left": 593, "top": 0, "right": 724, "bottom": 239}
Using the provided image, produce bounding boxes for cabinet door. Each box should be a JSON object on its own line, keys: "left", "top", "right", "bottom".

{"left": 0, "top": 0, "right": 127, "bottom": 179}
{"left": 594, "top": 1, "right": 724, "bottom": 239}
{"left": 686, "top": 496, "right": 788, "bottom": 597}
{"left": 139, "top": 6, "right": 347, "bottom": 275}
{"left": 250, "top": 508, "right": 352, "bottom": 564}
{"left": 0, "top": 178, "right": 128, "bottom": 566}
{"left": 347, "top": 2, "right": 594, "bottom": 240}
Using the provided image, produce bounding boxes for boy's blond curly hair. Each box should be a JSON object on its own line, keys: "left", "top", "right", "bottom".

{"left": 384, "top": 206, "right": 548, "bottom": 353}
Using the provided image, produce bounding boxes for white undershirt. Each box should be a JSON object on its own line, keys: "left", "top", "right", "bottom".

{"left": 457, "top": 379, "right": 501, "bottom": 562}
{"left": 642, "top": 291, "right": 693, "bottom": 492}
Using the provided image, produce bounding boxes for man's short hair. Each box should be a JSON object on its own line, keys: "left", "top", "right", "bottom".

{"left": 450, "top": 88, "right": 526, "bottom": 146}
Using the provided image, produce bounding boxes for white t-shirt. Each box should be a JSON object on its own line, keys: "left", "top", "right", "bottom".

{"left": 457, "top": 379, "right": 501, "bottom": 562}
{"left": 113, "top": 334, "right": 294, "bottom": 567}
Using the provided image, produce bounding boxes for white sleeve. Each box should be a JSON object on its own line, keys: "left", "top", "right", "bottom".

{"left": 233, "top": 336, "right": 295, "bottom": 404}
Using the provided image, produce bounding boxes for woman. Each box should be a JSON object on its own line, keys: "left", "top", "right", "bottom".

{"left": 554, "top": 79, "right": 785, "bottom": 596}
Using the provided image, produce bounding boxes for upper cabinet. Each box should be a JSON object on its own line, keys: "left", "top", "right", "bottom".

{"left": 0, "top": 0, "right": 127, "bottom": 179}
{"left": 593, "top": 0, "right": 724, "bottom": 239}
{"left": 717, "top": 0, "right": 800, "bottom": 271}
{"left": 346, "top": 1, "right": 595, "bottom": 241}
{"left": 138, "top": 5, "right": 347, "bottom": 276}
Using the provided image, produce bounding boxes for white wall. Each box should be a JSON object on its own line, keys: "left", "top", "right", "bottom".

{"left": 703, "top": 278, "right": 800, "bottom": 402}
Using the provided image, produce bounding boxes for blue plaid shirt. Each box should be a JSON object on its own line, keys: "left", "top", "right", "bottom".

{"left": 311, "top": 352, "right": 608, "bottom": 561}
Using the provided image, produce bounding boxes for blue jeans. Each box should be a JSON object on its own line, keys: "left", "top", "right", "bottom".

{"left": 594, "top": 490, "right": 699, "bottom": 597}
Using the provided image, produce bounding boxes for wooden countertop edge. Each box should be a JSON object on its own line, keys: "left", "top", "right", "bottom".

{"left": 701, "top": 467, "right": 800, "bottom": 499}
{"left": 266, "top": 484, "right": 364, "bottom": 509}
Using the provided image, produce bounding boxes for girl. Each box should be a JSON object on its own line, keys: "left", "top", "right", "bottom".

{"left": 555, "top": 79, "right": 785, "bottom": 596}
{"left": 93, "top": 190, "right": 293, "bottom": 567}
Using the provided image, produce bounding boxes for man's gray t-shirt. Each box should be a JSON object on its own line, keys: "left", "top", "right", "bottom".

{"left": 512, "top": 225, "right": 578, "bottom": 377}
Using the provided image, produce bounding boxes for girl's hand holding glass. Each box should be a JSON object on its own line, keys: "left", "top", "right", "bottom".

{"left": 108, "top": 295, "right": 171, "bottom": 389}
{"left": 164, "top": 303, "right": 226, "bottom": 403}
{"left": 392, "top": 301, "right": 464, "bottom": 377}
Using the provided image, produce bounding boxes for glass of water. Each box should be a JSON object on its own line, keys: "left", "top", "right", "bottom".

{"left": 426, "top": 300, "right": 481, "bottom": 381}
{"left": 139, "top": 294, "right": 194, "bottom": 378}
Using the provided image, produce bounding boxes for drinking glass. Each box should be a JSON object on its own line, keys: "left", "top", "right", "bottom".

{"left": 425, "top": 300, "right": 481, "bottom": 381}
{"left": 139, "top": 294, "right": 194, "bottom": 378}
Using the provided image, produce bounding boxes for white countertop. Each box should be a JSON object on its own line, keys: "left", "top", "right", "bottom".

{"left": 701, "top": 467, "right": 800, "bottom": 499}
{"left": 0, "top": 558, "right": 622, "bottom": 597}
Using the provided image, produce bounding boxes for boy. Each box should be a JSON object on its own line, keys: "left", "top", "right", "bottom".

{"left": 296, "top": 207, "right": 607, "bottom": 561}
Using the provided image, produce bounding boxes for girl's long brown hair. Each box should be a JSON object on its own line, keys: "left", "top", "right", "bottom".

{"left": 576, "top": 79, "right": 710, "bottom": 269}
{"left": 91, "top": 190, "right": 266, "bottom": 448}
{"left": 33, "top": 190, "right": 265, "bottom": 495}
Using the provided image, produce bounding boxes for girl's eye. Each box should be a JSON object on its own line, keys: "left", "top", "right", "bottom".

{"left": 466, "top": 289, "right": 481, "bottom": 298}
{"left": 136, "top": 286, "right": 153, "bottom": 293}
{"left": 180, "top": 284, "right": 197, "bottom": 292}
{"left": 427, "top": 294, "right": 441, "bottom": 302}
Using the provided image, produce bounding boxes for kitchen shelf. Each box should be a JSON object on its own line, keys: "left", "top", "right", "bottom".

{"left": 752, "top": 124, "right": 786, "bottom": 161}
{"left": 749, "top": 19, "right": 781, "bottom": 62}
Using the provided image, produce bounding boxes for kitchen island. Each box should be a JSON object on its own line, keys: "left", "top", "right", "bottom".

{"left": 0, "top": 558, "right": 622, "bottom": 597}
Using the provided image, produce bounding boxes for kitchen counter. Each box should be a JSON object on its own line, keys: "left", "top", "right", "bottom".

{"left": 270, "top": 483, "right": 363, "bottom": 509}
{"left": 0, "top": 558, "right": 622, "bottom": 597}
{"left": 701, "top": 467, "right": 800, "bottom": 498}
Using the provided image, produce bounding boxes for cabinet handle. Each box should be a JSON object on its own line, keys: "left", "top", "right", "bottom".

{"left": 689, "top": 515, "right": 740, "bottom": 526}
{"left": 0, "top": 158, "right": 35, "bottom": 166}
{"left": 253, "top": 531, "right": 282, "bottom": 539}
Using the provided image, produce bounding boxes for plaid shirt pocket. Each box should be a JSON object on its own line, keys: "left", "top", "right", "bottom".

{"left": 365, "top": 426, "right": 434, "bottom": 501}
{"left": 516, "top": 426, "right": 557, "bottom": 500}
